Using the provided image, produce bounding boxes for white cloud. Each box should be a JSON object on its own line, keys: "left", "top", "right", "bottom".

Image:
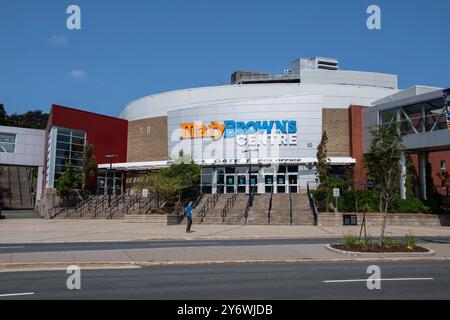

{"left": 69, "top": 70, "right": 88, "bottom": 80}
{"left": 49, "top": 34, "right": 68, "bottom": 46}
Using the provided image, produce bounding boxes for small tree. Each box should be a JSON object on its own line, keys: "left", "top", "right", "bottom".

{"left": 82, "top": 142, "right": 98, "bottom": 193}
{"left": 55, "top": 163, "right": 83, "bottom": 198}
{"left": 315, "top": 131, "right": 331, "bottom": 210}
{"left": 437, "top": 170, "right": 449, "bottom": 213}
{"left": 363, "top": 124, "right": 405, "bottom": 243}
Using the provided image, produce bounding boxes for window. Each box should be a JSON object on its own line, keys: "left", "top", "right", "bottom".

{"left": 54, "top": 127, "right": 86, "bottom": 174}
{"left": 441, "top": 160, "right": 446, "bottom": 170}
{"left": 0, "top": 133, "right": 16, "bottom": 153}
{"left": 139, "top": 127, "right": 144, "bottom": 134}
{"left": 146, "top": 126, "right": 151, "bottom": 134}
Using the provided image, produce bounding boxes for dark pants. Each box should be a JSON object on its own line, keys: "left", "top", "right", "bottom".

{"left": 186, "top": 216, "right": 192, "bottom": 232}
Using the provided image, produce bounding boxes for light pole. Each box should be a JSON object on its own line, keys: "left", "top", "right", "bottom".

{"left": 244, "top": 147, "right": 258, "bottom": 207}
{"left": 105, "top": 154, "right": 118, "bottom": 207}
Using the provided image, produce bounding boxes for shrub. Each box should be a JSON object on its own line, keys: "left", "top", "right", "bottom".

{"left": 362, "top": 236, "right": 374, "bottom": 250}
{"left": 404, "top": 233, "right": 417, "bottom": 250}
{"left": 391, "top": 196, "right": 427, "bottom": 213}
{"left": 381, "top": 236, "right": 398, "bottom": 249}
{"left": 343, "top": 234, "right": 358, "bottom": 247}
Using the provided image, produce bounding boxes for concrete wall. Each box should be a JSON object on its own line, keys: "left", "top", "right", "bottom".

{"left": 317, "top": 212, "right": 450, "bottom": 227}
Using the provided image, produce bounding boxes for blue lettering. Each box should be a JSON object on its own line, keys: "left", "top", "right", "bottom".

{"left": 236, "top": 121, "right": 246, "bottom": 135}
{"left": 257, "top": 121, "right": 274, "bottom": 134}
{"left": 223, "top": 120, "right": 235, "bottom": 138}
{"left": 275, "top": 120, "right": 288, "bottom": 133}
{"left": 288, "top": 120, "right": 297, "bottom": 133}
{"left": 246, "top": 121, "right": 258, "bottom": 134}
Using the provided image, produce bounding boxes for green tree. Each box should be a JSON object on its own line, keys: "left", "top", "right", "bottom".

{"left": 55, "top": 163, "right": 83, "bottom": 197}
{"left": 363, "top": 124, "right": 405, "bottom": 243}
{"left": 82, "top": 142, "right": 98, "bottom": 193}
{"left": 0, "top": 105, "right": 49, "bottom": 129}
{"left": 315, "top": 131, "right": 331, "bottom": 210}
{"left": 140, "top": 153, "right": 201, "bottom": 209}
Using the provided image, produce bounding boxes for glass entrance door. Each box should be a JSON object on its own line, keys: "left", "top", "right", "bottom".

{"left": 265, "top": 175, "right": 274, "bottom": 193}
{"left": 237, "top": 175, "right": 246, "bottom": 193}
{"left": 225, "top": 175, "right": 235, "bottom": 194}
{"left": 277, "top": 174, "right": 286, "bottom": 193}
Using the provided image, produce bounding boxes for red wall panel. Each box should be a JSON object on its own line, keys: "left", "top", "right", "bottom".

{"left": 49, "top": 105, "right": 128, "bottom": 164}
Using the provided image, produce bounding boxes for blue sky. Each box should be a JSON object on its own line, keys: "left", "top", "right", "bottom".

{"left": 0, "top": 0, "right": 449, "bottom": 117}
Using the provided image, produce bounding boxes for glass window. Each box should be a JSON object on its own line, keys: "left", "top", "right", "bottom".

{"left": 289, "top": 175, "right": 297, "bottom": 184}
{"left": 72, "top": 129, "right": 86, "bottom": 138}
{"left": 225, "top": 167, "right": 235, "bottom": 174}
{"left": 71, "top": 136, "right": 85, "bottom": 145}
{"left": 238, "top": 175, "right": 246, "bottom": 185}
{"left": 287, "top": 165, "right": 298, "bottom": 173}
{"left": 277, "top": 175, "right": 285, "bottom": 185}
{"left": 56, "top": 142, "right": 71, "bottom": 151}
{"left": 226, "top": 176, "right": 235, "bottom": 185}
{"left": 265, "top": 176, "right": 273, "bottom": 185}
{"left": 0, "top": 133, "right": 16, "bottom": 153}
{"left": 217, "top": 175, "right": 224, "bottom": 185}
{"left": 277, "top": 165, "right": 286, "bottom": 173}
{"left": 57, "top": 134, "right": 71, "bottom": 143}
{"left": 441, "top": 160, "right": 446, "bottom": 170}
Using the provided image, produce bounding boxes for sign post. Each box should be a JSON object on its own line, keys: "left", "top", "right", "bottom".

{"left": 333, "top": 188, "right": 340, "bottom": 213}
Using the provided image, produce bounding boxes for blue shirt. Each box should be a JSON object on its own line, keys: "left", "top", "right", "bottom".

{"left": 185, "top": 204, "right": 193, "bottom": 217}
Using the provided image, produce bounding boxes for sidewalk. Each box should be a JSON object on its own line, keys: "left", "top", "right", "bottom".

{"left": 1, "top": 242, "right": 449, "bottom": 271}
{"left": 1, "top": 219, "right": 450, "bottom": 244}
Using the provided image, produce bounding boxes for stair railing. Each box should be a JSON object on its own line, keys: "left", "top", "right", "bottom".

{"left": 307, "top": 181, "right": 319, "bottom": 225}
{"left": 289, "top": 193, "right": 293, "bottom": 225}
{"left": 221, "top": 192, "right": 237, "bottom": 223}
{"left": 268, "top": 187, "right": 274, "bottom": 224}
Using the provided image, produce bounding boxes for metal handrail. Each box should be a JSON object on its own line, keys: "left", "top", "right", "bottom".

{"left": 307, "top": 181, "right": 319, "bottom": 225}
{"left": 221, "top": 193, "right": 237, "bottom": 223}
{"left": 268, "top": 187, "right": 274, "bottom": 224}
{"left": 289, "top": 193, "right": 293, "bottom": 225}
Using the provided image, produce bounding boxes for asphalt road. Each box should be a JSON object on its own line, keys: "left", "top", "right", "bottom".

{"left": 0, "top": 261, "right": 449, "bottom": 299}
{"left": 0, "top": 236, "right": 449, "bottom": 254}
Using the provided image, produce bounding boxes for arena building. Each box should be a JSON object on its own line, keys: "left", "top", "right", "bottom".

{"left": 3, "top": 56, "right": 448, "bottom": 214}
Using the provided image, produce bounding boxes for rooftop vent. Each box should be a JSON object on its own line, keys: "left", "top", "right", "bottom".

{"left": 293, "top": 57, "right": 339, "bottom": 71}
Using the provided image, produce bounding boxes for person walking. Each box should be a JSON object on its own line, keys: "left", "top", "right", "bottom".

{"left": 185, "top": 201, "right": 193, "bottom": 233}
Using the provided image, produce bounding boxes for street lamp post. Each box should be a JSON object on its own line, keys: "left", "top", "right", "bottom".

{"left": 244, "top": 147, "right": 258, "bottom": 207}
{"left": 105, "top": 154, "right": 118, "bottom": 207}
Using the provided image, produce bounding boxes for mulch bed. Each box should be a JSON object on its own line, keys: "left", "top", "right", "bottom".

{"left": 331, "top": 244, "right": 429, "bottom": 253}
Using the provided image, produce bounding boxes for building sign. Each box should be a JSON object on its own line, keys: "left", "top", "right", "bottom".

{"left": 180, "top": 120, "right": 298, "bottom": 146}
{"left": 444, "top": 89, "right": 450, "bottom": 130}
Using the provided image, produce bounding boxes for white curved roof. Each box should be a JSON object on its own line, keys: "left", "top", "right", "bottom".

{"left": 120, "top": 80, "right": 398, "bottom": 121}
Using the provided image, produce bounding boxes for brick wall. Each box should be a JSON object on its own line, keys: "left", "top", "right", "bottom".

{"left": 127, "top": 116, "right": 168, "bottom": 162}
{"left": 322, "top": 108, "right": 350, "bottom": 157}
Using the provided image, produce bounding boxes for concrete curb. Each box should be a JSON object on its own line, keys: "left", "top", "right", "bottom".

{"left": 325, "top": 244, "right": 435, "bottom": 257}
{"left": 1, "top": 256, "right": 450, "bottom": 272}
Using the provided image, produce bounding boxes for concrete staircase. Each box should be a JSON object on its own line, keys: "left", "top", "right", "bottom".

{"left": 0, "top": 165, "right": 34, "bottom": 209}
{"left": 201, "top": 195, "right": 229, "bottom": 224}
{"left": 247, "top": 194, "right": 270, "bottom": 225}
{"left": 269, "top": 194, "right": 291, "bottom": 225}
{"left": 223, "top": 194, "right": 248, "bottom": 225}
{"left": 51, "top": 195, "right": 154, "bottom": 219}
{"left": 194, "top": 192, "right": 315, "bottom": 226}
{"left": 291, "top": 193, "right": 315, "bottom": 225}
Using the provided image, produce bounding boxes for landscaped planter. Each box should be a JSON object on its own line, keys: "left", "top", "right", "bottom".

{"left": 325, "top": 244, "right": 435, "bottom": 256}
{"left": 124, "top": 214, "right": 180, "bottom": 225}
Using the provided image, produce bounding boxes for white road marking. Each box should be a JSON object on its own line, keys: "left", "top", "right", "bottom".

{"left": 0, "top": 292, "right": 35, "bottom": 297}
{"left": 0, "top": 246, "right": 25, "bottom": 249}
{"left": 324, "top": 277, "right": 434, "bottom": 283}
